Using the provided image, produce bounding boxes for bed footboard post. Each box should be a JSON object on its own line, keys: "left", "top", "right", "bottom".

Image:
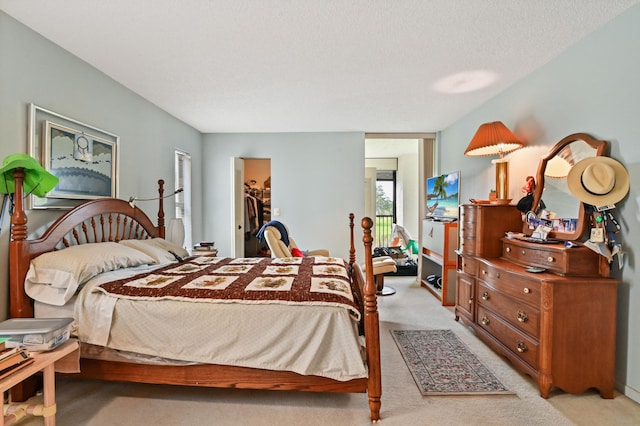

{"left": 348, "top": 213, "right": 355, "bottom": 266}
{"left": 361, "top": 217, "right": 381, "bottom": 422}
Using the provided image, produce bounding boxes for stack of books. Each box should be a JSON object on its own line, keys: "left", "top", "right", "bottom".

{"left": 0, "top": 338, "right": 33, "bottom": 380}
{"left": 193, "top": 241, "right": 216, "bottom": 252}
{"left": 193, "top": 241, "right": 218, "bottom": 255}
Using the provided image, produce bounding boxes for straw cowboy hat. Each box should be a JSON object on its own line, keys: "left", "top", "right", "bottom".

{"left": 567, "top": 156, "right": 629, "bottom": 206}
{"left": 0, "top": 153, "right": 58, "bottom": 197}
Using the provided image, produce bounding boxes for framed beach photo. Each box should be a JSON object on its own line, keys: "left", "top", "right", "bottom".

{"left": 43, "top": 120, "right": 117, "bottom": 199}
{"left": 27, "top": 104, "right": 120, "bottom": 209}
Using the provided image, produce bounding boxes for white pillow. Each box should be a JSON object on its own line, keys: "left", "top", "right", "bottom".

{"left": 25, "top": 242, "right": 155, "bottom": 306}
{"left": 119, "top": 238, "right": 190, "bottom": 264}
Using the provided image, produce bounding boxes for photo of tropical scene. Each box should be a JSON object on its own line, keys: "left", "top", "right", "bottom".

{"left": 426, "top": 171, "right": 459, "bottom": 219}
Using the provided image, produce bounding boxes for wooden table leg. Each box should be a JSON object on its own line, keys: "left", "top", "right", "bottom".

{"left": 42, "top": 364, "right": 56, "bottom": 426}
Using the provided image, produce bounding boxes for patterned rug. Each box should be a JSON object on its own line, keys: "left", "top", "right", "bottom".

{"left": 391, "top": 329, "right": 514, "bottom": 395}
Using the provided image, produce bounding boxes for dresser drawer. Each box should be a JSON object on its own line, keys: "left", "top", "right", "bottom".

{"left": 477, "top": 281, "right": 540, "bottom": 338}
{"left": 477, "top": 305, "right": 539, "bottom": 369}
{"left": 477, "top": 263, "right": 541, "bottom": 306}
{"left": 461, "top": 237, "right": 477, "bottom": 256}
{"left": 460, "top": 204, "right": 522, "bottom": 257}
{"left": 460, "top": 256, "right": 477, "bottom": 275}
{"left": 502, "top": 239, "right": 601, "bottom": 276}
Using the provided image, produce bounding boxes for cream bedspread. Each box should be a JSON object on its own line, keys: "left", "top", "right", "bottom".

{"left": 64, "top": 263, "right": 367, "bottom": 381}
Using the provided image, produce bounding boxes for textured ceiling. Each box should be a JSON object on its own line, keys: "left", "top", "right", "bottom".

{"left": 1, "top": 0, "right": 638, "bottom": 133}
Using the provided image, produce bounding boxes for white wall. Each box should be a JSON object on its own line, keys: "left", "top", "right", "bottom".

{"left": 0, "top": 12, "right": 203, "bottom": 319}
{"left": 439, "top": 5, "right": 640, "bottom": 401}
{"left": 397, "top": 142, "right": 420, "bottom": 242}
{"left": 202, "top": 132, "right": 365, "bottom": 261}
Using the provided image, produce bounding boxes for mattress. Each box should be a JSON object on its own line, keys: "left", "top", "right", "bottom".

{"left": 36, "top": 262, "right": 367, "bottom": 381}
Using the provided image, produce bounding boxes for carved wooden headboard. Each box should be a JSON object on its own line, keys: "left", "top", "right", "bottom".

{"left": 9, "top": 171, "right": 166, "bottom": 318}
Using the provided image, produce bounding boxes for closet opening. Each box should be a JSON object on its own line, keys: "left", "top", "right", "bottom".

{"left": 243, "top": 158, "right": 271, "bottom": 257}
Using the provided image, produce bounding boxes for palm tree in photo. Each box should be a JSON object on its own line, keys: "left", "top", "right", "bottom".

{"left": 432, "top": 175, "right": 447, "bottom": 200}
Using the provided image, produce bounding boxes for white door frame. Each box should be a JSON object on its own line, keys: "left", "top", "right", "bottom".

{"left": 231, "top": 157, "right": 245, "bottom": 257}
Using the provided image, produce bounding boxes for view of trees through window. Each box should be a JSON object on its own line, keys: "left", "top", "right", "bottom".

{"left": 375, "top": 171, "right": 395, "bottom": 247}
{"left": 376, "top": 181, "right": 394, "bottom": 215}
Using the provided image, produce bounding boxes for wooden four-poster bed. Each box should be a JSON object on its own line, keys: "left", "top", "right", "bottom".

{"left": 8, "top": 174, "right": 382, "bottom": 422}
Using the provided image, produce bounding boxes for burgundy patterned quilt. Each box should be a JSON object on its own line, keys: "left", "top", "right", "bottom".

{"left": 97, "top": 255, "right": 361, "bottom": 320}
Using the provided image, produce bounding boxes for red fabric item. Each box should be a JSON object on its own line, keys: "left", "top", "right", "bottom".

{"left": 291, "top": 247, "right": 304, "bottom": 257}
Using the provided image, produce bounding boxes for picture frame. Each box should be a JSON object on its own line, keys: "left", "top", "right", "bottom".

{"left": 27, "top": 104, "right": 120, "bottom": 209}
{"left": 43, "top": 120, "right": 117, "bottom": 199}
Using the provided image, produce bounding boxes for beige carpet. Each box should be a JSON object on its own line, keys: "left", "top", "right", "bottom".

{"left": 16, "top": 277, "right": 640, "bottom": 425}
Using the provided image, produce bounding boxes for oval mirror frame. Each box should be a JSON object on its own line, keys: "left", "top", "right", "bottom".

{"left": 525, "top": 133, "right": 607, "bottom": 241}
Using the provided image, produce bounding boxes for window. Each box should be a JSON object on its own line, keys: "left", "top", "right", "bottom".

{"left": 376, "top": 169, "right": 396, "bottom": 247}
{"left": 175, "top": 150, "right": 192, "bottom": 251}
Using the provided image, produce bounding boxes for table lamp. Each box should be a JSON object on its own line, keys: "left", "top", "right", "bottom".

{"left": 464, "top": 121, "right": 525, "bottom": 202}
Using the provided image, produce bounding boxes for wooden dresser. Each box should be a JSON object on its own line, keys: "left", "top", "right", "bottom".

{"left": 455, "top": 203, "right": 617, "bottom": 398}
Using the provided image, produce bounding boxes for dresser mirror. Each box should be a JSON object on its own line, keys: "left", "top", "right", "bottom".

{"left": 526, "top": 133, "right": 607, "bottom": 241}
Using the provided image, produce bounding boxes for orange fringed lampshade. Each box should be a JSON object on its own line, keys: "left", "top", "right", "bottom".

{"left": 464, "top": 121, "right": 524, "bottom": 158}
{"left": 465, "top": 121, "right": 525, "bottom": 201}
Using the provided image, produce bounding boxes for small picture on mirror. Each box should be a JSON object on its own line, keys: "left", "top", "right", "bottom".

{"left": 551, "top": 218, "right": 577, "bottom": 233}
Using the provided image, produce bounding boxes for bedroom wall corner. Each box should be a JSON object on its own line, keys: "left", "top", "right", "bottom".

{"left": 0, "top": 11, "right": 204, "bottom": 320}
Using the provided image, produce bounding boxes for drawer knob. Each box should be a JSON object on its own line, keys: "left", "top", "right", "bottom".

{"left": 481, "top": 316, "right": 490, "bottom": 326}
{"left": 481, "top": 291, "right": 490, "bottom": 301}
{"left": 482, "top": 269, "right": 487, "bottom": 275}
{"left": 496, "top": 272, "right": 501, "bottom": 279}
{"left": 516, "top": 341, "right": 527, "bottom": 353}
{"left": 506, "top": 247, "right": 511, "bottom": 253}
{"left": 521, "top": 250, "right": 526, "bottom": 255}
{"left": 516, "top": 311, "right": 528, "bottom": 323}
{"left": 547, "top": 256, "right": 555, "bottom": 262}
{"left": 523, "top": 287, "right": 531, "bottom": 294}
{"left": 468, "top": 298, "right": 473, "bottom": 305}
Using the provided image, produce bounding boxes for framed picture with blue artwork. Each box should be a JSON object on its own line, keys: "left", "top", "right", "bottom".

{"left": 27, "top": 104, "right": 120, "bottom": 209}
{"left": 43, "top": 120, "right": 117, "bottom": 199}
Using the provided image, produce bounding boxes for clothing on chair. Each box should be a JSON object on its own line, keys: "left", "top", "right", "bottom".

{"left": 256, "top": 220, "right": 289, "bottom": 246}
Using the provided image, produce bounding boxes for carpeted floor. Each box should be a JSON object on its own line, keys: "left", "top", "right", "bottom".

{"left": 391, "top": 329, "right": 513, "bottom": 395}
{"left": 15, "top": 276, "right": 640, "bottom": 425}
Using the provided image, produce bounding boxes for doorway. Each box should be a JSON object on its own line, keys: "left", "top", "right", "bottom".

{"left": 364, "top": 138, "right": 421, "bottom": 249}
{"left": 243, "top": 158, "right": 271, "bottom": 257}
{"left": 364, "top": 135, "right": 436, "bottom": 249}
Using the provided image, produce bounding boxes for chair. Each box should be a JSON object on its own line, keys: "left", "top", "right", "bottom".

{"left": 261, "top": 221, "right": 395, "bottom": 295}
{"left": 260, "top": 221, "right": 330, "bottom": 258}
{"left": 362, "top": 256, "right": 398, "bottom": 296}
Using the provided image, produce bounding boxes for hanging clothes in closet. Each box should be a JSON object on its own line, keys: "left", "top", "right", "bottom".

{"left": 244, "top": 192, "right": 263, "bottom": 240}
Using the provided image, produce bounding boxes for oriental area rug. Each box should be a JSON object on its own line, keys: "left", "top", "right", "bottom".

{"left": 391, "top": 329, "right": 514, "bottom": 395}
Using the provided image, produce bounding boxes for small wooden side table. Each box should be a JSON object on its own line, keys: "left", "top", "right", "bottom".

{"left": 1, "top": 339, "right": 79, "bottom": 426}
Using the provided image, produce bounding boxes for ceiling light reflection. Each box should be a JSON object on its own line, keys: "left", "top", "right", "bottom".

{"left": 433, "top": 70, "right": 498, "bottom": 94}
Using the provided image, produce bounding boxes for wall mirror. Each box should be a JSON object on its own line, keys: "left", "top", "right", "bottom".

{"left": 525, "top": 133, "right": 607, "bottom": 241}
